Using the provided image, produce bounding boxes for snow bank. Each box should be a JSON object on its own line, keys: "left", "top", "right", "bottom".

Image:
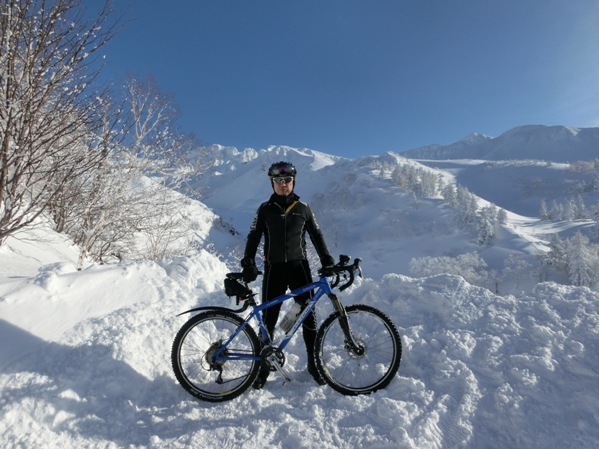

{"left": 2, "top": 253, "right": 598, "bottom": 448}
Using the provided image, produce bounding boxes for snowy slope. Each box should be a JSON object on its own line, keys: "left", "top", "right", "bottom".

{"left": 2, "top": 137, "right": 599, "bottom": 448}
{"left": 412, "top": 158, "right": 599, "bottom": 218}
{"left": 2, "top": 224, "right": 599, "bottom": 448}
{"left": 187, "top": 147, "right": 546, "bottom": 280}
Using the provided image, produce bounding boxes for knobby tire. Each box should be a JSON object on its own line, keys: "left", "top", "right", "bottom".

{"left": 314, "top": 304, "right": 401, "bottom": 395}
{"left": 171, "top": 310, "right": 261, "bottom": 402}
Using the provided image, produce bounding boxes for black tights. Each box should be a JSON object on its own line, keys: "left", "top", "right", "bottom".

{"left": 261, "top": 260, "right": 317, "bottom": 360}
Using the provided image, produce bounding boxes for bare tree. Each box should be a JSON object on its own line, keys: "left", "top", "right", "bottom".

{"left": 502, "top": 254, "right": 533, "bottom": 289}
{"left": 0, "top": 0, "right": 119, "bottom": 244}
{"left": 67, "top": 77, "right": 203, "bottom": 268}
{"left": 48, "top": 95, "right": 125, "bottom": 234}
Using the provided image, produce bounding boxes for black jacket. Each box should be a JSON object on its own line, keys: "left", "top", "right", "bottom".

{"left": 243, "top": 193, "right": 332, "bottom": 266}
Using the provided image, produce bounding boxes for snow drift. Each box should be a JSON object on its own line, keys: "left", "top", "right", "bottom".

{"left": 1, "top": 231, "right": 599, "bottom": 448}
{"left": 3, "top": 132, "right": 599, "bottom": 448}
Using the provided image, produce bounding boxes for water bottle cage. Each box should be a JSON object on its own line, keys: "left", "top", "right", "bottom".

{"left": 280, "top": 303, "right": 303, "bottom": 333}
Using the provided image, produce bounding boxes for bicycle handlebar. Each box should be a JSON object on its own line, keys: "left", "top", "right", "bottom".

{"left": 318, "top": 254, "right": 362, "bottom": 292}
{"left": 225, "top": 255, "right": 362, "bottom": 308}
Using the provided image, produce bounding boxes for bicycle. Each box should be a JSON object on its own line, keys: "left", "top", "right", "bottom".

{"left": 171, "top": 255, "right": 402, "bottom": 402}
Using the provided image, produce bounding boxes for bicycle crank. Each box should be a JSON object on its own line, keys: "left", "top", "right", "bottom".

{"left": 260, "top": 347, "right": 291, "bottom": 384}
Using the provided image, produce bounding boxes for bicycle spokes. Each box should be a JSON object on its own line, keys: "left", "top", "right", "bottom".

{"left": 172, "top": 257, "right": 401, "bottom": 402}
{"left": 314, "top": 304, "right": 401, "bottom": 395}
{"left": 171, "top": 310, "right": 261, "bottom": 402}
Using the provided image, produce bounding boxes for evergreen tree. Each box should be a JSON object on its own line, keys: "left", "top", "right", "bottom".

{"left": 564, "top": 198, "right": 577, "bottom": 220}
{"left": 550, "top": 200, "right": 563, "bottom": 220}
{"left": 547, "top": 234, "right": 568, "bottom": 273}
{"left": 575, "top": 194, "right": 586, "bottom": 219}
{"left": 497, "top": 208, "right": 508, "bottom": 224}
{"left": 566, "top": 232, "right": 599, "bottom": 287}
{"left": 477, "top": 205, "right": 498, "bottom": 246}
{"left": 441, "top": 184, "right": 457, "bottom": 206}
{"left": 539, "top": 199, "right": 549, "bottom": 220}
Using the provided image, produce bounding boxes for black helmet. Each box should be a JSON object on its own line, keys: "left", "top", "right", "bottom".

{"left": 268, "top": 161, "right": 297, "bottom": 178}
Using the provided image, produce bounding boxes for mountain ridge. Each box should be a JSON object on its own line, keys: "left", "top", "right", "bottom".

{"left": 401, "top": 124, "right": 599, "bottom": 162}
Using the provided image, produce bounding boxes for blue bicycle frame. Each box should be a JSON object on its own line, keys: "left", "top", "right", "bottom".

{"left": 214, "top": 275, "right": 336, "bottom": 364}
{"left": 176, "top": 255, "right": 362, "bottom": 379}
{"left": 172, "top": 255, "right": 404, "bottom": 401}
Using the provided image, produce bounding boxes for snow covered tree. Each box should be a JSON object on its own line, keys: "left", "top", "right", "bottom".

{"left": 550, "top": 200, "right": 563, "bottom": 221}
{"left": 455, "top": 186, "right": 478, "bottom": 227}
{"left": 546, "top": 234, "right": 568, "bottom": 274}
{"left": 0, "top": 0, "right": 117, "bottom": 244}
{"left": 574, "top": 194, "right": 586, "bottom": 219}
{"left": 566, "top": 232, "right": 599, "bottom": 287}
{"left": 539, "top": 199, "right": 550, "bottom": 220}
{"left": 497, "top": 207, "right": 508, "bottom": 224}
{"left": 563, "top": 198, "right": 577, "bottom": 220}
{"left": 477, "top": 204, "right": 498, "bottom": 246}
{"left": 391, "top": 165, "right": 410, "bottom": 190}
{"left": 535, "top": 253, "right": 550, "bottom": 283}
{"left": 454, "top": 252, "right": 489, "bottom": 287}
{"left": 390, "top": 164, "right": 440, "bottom": 199}
{"left": 419, "top": 170, "right": 439, "bottom": 197}
{"left": 136, "top": 184, "right": 198, "bottom": 261}
{"left": 62, "top": 77, "right": 201, "bottom": 267}
{"left": 542, "top": 233, "right": 599, "bottom": 287}
{"left": 441, "top": 184, "right": 457, "bottom": 206}
{"left": 502, "top": 254, "right": 533, "bottom": 289}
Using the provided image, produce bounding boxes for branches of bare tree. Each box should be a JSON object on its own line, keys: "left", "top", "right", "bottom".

{"left": 0, "top": 0, "right": 119, "bottom": 243}
{"left": 0, "top": 1, "right": 211, "bottom": 267}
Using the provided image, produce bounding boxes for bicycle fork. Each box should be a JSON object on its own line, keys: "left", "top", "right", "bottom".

{"left": 328, "top": 294, "right": 365, "bottom": 356}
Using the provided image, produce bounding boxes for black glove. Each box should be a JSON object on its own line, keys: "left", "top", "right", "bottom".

{"left": 320, "top": 254, "right": 335, "bottom": 268}
{"left": 241, "top": 257, "right": 259, "bottom": 283}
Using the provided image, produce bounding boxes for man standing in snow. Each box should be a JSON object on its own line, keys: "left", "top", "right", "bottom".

{"left": 241, "top": 161, "right": 335, "bottom": 389}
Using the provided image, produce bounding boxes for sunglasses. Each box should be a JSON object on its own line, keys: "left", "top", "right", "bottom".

{"left": 272, "top": 176, "right": 294, "bottom": 184}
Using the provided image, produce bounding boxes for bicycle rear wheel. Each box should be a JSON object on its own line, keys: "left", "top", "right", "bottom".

{"left": 171, "top": 310, "right": 261, "bottom": 402}
{"left": 315, "top": 304, "right": 401, "bottom": 395}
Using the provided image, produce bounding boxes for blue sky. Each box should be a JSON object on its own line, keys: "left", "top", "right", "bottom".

{"left": 96, "top": 0, "right": 599, "bottom": 159}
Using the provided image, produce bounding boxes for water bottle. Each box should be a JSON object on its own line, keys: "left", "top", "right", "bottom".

{"left": 280, "top": 302, "right": 303, "bottom": 333}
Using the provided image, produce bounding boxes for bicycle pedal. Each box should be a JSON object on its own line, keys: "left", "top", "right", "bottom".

{"left": 267, "top": 355, "right": 291, "bottom": 384}
{"left": 276, "top": 369, "right": 291, "bottom": 385}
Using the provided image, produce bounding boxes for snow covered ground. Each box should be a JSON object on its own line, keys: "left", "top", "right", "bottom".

{"left": 2, "top": 221, "right": 599, "bottom": 448}
{"left": 2, "top": 143, "right": 599, "bottom": 448}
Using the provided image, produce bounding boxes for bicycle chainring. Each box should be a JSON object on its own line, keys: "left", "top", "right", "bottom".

{"left": 260, "top": 346, "right": 286, "bottom": 372}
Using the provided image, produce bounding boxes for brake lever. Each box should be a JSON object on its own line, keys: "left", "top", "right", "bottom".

{"left": 353, "top": 258, "right": 363, "bottom": 278}
{"left": 330, "top": 273, "right": 340, "bottom": 288}
{"left": 339, "top": 267, "right": 353, "bottom": 292}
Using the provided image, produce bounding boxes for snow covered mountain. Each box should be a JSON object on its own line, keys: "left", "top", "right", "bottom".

{"left": 402, "top": 124, "right": 599, "bottom": 162}
{"left": 187, "top": 141, "right": 597, "bottom": 285}
{"left": 187, "top": 147, "right": 494, "bottom": 279}
{"left": 2, "top": 127, "right": 599, "bottom": 448}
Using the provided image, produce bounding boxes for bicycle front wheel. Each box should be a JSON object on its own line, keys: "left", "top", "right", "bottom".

{"left": 315, "top": 304, "right": 401, "bottom": 395}
{"left": 171, "top": 310, "right": 261, "bottom": 402}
